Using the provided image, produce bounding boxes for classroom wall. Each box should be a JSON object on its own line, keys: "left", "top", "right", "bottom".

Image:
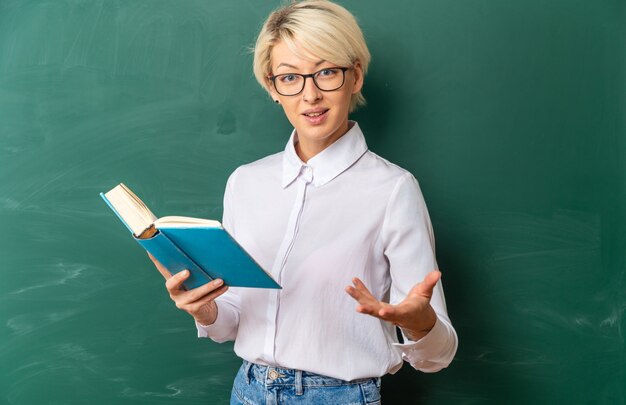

{"left": 1, "top": 0, "right": 624, "bottom": 403}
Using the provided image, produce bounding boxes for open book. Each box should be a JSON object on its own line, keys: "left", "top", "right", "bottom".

{"left": 100, "top": 183, "right": 280, "bottom": 290}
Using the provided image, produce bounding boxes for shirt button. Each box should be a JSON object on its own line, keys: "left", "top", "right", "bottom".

{"left": 301, "top": 165, "right": 313, "bottom": 183}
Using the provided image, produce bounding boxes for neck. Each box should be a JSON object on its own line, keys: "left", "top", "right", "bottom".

{"left": 295, "top": 120, "right": 351, "bottom": 163}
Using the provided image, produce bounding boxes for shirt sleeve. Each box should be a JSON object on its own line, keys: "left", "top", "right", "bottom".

{"left": 195, "top": 169, "right": 241, "bottom": 343}
{"left": 382, "top": 172, "right": 458, "bottom": 373}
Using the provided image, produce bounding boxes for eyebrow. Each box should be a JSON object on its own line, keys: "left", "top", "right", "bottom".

{"left": 276, "top": 60, "right": 326, "bottom": 71}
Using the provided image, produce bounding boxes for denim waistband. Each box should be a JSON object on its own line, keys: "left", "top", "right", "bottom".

{"left": 242, "top": 360, "right": 381, "bottom": 396}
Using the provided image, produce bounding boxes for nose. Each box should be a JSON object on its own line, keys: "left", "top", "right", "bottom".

{"left": 302, "top": 76, "right": 322, "bottom": 103}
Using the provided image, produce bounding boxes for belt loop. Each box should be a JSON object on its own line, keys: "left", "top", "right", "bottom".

{"left": 376, "top": 377, "right": 381, "bottom": 388}
{"left": 295, "top": 370, "right": 303, "bottom": 396}
{"left": 244, "top": 360, "right": 253, "bottom": 384}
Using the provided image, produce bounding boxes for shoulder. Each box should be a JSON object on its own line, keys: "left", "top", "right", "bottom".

{"left": 226, "top": 151, "right": 284, "bottom": 188}
{"left": 359, "top": 150, "right": 418, "bottom": 189}
{"left": 363, "top": 150, "right": 411, "bottom": 175}
{"left": 242, "top": 151, "right": 284, "bottom": 171}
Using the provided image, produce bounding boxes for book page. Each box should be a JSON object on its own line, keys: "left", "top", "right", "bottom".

{"left": 155, "top": 216, "right": 221, "bottom": 228}
{"left": 104, "top": 183, "right": 157, "bottom": 236}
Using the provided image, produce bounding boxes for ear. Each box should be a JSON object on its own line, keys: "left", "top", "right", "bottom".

{"left": 266, "top": 76, "right": 280, "bottom": 103}
{"left": 351, "top": 61, "right": 364, "bottom": 95}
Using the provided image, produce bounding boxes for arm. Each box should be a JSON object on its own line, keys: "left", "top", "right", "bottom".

{"left": 149, "top": 253, "right": 228, "bottom": 327}
{"left": 148, "top": 251, "right": 239, "bottom": 343}
{"left": 195, "top": 169, "right": 242, "bottom": 342}
{"left": 148, "top": 170, "right": 242, "bottom": 343}
{"left": 346, "top": 173, "right": 458, "bottom": 372}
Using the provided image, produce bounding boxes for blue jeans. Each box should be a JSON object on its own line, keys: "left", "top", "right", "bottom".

{"left": 230, "top": 360, "right": 382, "bottom": 405}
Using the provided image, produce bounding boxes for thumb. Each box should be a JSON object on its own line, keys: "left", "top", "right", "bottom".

{"left": 414, "top": 270, "right": 441, "bottom": 299}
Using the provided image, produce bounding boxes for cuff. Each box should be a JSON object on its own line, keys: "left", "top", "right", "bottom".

{"left": 194, "top": 301, "right": 237, "bottom": 342}
{"left": 392, "top": 316, "right": 456, "bottom": 372}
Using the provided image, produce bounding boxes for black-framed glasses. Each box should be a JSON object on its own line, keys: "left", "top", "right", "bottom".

{"left": 268, "top": 67, "right": 350, "bottom": 96}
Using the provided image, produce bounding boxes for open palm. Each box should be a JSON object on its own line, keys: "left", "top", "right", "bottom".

{"left": 345, "top": 271, "right": 441, "bottom": 340}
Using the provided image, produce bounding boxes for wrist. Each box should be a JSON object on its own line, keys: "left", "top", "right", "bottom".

{"left": 195, "top": 303, "right": 218, "bottom": 327}
{"left": 401, "top": 325, "right": 433, "bottom": 341}
{"left": 195, "top": 315, "right": 216, "bottom": 327}
{"left": 401, "top": 308, "right": 437, "bottom": 341}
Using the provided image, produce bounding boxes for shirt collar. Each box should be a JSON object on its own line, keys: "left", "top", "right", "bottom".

{"left": 282, "top": 121, "right": 368, "bottom": 188}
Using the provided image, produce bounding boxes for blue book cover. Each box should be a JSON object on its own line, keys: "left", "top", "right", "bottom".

{"left": 100, "top": 186, "right": 280, "bottom": 290}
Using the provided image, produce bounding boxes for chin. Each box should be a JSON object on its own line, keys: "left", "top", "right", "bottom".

{"left": 298, "top": 124, "right": 339, "bottom": 142}
{"left": 296, "top": 117, "right": 344, "bottom": 141}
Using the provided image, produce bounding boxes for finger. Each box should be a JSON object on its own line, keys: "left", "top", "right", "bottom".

{"left": 351, "top": 277, "right": 372, "bottom": 295}
{"left": 345, "top": 287, "right": 373, "bottom": 314}
{"left": 345, "top": 284, "right": 379, "bottom": 312}
{"left": 351, "top": 303, "right": 381, "bottom": 317}
{"left": 347, "top": 293, "right": 387, "bottom": 317}
{"left": 345, "top": 283, "right": 368, "bottom": 302}
{"left": 349, "top": 277, "right": 392, "bottom": 315}
{"left": 344, "top": 285, "right": 363, "bottom": 301}
{"left": 148, "top": 253, "right": 173, "bottom": 279}
{"left": 377, "top": 303, "right": 412, "bottom": 324}
{"left": 186, "top": 285, "right": 230, "bottom": 311}
{"left": 204, "top": 284, "right": 229, "bottom": 301}
{"left": 350, "top": 277, "right": 380, "bottom": 301}
{"left": 177, "top": 279, "right": 225, "bottom": 305}
{"left": 361, "top": 301, "right": 398, "bottom": 321}
{"left": 412, "top": 270, "right": 441, "bottom": 299}
{"left": 165, "top": 269, "right": 190, "bottom": 293}
{"left": 378, "top": 304, "right": 397, "bottom": 319}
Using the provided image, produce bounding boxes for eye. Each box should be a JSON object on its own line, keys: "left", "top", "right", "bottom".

{"left": 278, "top": 74, "right": 299, "bottom": 84}
{"left": 317, "top": 69, "right": 337, "bottom": 77}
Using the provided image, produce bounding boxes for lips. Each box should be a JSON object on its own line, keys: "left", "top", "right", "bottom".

{"left": 302, "top": 108, "right": 329, "bottom": 117}
{"left": 301, "top": 108, "right": 329, "bottom": 125}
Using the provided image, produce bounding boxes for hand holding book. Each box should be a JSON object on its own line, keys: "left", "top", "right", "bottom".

{"left": 148, "top": 253, "right": 227, "bottom": 326}
{"left": 101, "top": 183, "right": 280, "bottom": 291}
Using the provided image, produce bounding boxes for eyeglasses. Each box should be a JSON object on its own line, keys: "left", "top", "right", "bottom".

{"left": 268, "top": 67, "right": 350, "bottom": 96}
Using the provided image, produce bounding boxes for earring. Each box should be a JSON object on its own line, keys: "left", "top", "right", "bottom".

{"left": 274, "top": 100, "right": 280, "bottom": 104}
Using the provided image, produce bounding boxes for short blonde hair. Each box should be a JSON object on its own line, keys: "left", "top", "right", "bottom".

{"left": 253, "top": 0, "right": 371, "bottom": 112}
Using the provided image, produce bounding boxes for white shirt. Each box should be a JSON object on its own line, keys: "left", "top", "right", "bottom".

{"left": 197, "top": 121, "right": 458, "bottom": 381}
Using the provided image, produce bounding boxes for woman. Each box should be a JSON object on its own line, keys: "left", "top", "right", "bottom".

{"left": 150, "top": 1, "right": 458, "bottom": 403}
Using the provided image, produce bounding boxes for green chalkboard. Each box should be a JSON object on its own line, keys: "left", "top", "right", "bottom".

{"left": 1, "top": 0, "right": 624, "bottom": 403}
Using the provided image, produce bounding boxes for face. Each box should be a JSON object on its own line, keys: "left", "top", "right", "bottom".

{"left": 268, "top": 40, "right": 363, "bottom": 156}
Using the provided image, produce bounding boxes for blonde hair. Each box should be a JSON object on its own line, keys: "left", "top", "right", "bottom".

{"left": 253, "top": 0, "right": 371, "bottom": 112}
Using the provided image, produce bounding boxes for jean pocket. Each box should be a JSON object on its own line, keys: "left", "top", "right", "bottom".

{"left": 230, "top": 387, "right": 250, "bottom": 405}
{"left": 359, "top": 379, "right": 381, "bottom": 405}
{"left": 231, "top": 364, "right": 255, "bottom": 405}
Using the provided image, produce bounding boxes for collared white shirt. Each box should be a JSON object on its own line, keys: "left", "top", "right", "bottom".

{"left": 197, "top": 122, "right": 458, "bottom": 381}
